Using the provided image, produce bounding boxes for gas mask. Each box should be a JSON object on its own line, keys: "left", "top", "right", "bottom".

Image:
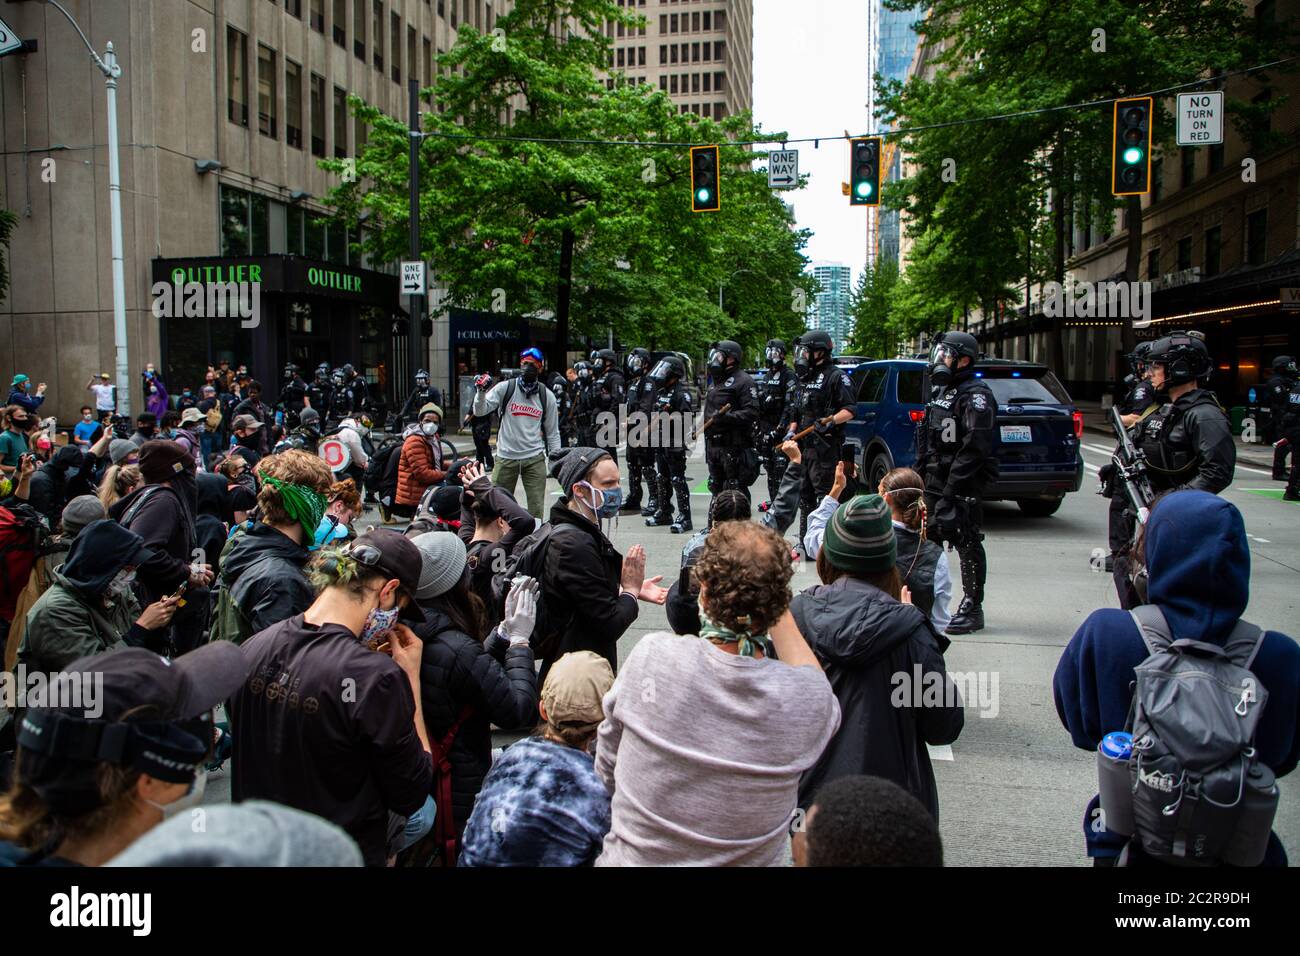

{"left": 929, "top": 342, "right": 959, "bottom": 389}
{"left": 765, "top": 347, "right": 784, "bottom": 368}
{"left": 649, "top": 360, "right": 677, "bottom": 384}
{"left": 628, "top": 355, "right": 646, "bottom": 375}
{"left": 707, "top": 348, "right": 726, "bottom": 371}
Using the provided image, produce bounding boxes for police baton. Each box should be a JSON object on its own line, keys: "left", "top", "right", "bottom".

{"left": 692, "top": 403, "right": 731, "bottom": 440}
{"left": 791, "top": 414, "right": 838, "bottom": 443}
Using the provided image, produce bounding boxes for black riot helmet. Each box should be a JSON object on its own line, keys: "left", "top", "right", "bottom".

{"left": 1149, "top": 331, "right": 1212, "bottom": 387}
{"left": 284, "top": 363, "right": 301, "bottom": 382}
{"left": 795, "top": 330, "right": 833, "bottom": 369}
{"left": 708, "top": 340, "right": 743, "bottom": 371}
{"left": 331, "top": 368, "right": 346, "bottom": 386}
{"left": 342, "top": 363, "right": 356, "bottom": 380}
{"left": 575, "top": 360, "right": 593, "bottom": 382}
{"left": 594, "top": 348, "right": 617, "bottom": 371}
{"left": 315, "top": 363, "right": 330, "bottom": 383}
{"left": 1272, "top": 355, "right": 1298, "bottom": 377}
{"left": 650, "top": 355, "right": 686, "bottom": 384}
{"left": 415, "top": 368, "right": 429, "bottom": 387}
{"left": 626, "top": 347, "right": 651, "bottom": 376}
{"left": 765, "top": 339, "right": 787, "bottom": 368}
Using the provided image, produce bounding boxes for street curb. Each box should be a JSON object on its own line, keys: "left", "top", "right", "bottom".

{"left": 1082, "top": 423, "right": 1274, "bottom": 471}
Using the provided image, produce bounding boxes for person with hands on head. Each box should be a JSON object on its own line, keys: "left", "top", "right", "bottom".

{"left": 229, "top": 529, "right": 435, "bottom": 866}
{"left": 457, "top": 460, "right": 537, "bottom": 626}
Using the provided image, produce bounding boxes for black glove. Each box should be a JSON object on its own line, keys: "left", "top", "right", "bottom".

{"left": 932, "top": 497, "right": 964, "bottom": 545}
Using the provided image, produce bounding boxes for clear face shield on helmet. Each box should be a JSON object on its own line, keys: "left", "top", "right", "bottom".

{"left": 627, "top": 354, "right": 646, "bottom": 375}
{"left": 707, "top": 348, "right": 727, "bottom": 370}
{"left": 649, "top": 359, "right": 677, "bottom": 383}
{"left": 765, "top": 346, "right": 785, "bottom": 367}
{"left": 415, "top": 374, "right": 428, "bottom": 387}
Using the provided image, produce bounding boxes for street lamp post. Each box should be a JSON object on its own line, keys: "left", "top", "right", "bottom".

{"left": 36, "top": 1, "right": 131, "bottom": 416}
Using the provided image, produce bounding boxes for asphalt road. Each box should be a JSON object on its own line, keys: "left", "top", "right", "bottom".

{"left": 207, "top": 436, "right": 1300, "bottom": 867}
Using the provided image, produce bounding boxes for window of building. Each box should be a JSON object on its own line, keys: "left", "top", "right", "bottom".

{"left": 286, "top": 0, "right": 302, "bottom": 18}
{"left": 257, "top": 44, "right": 278, "bottom": 138}
{"left": 670, "top": 14, "right": 678, "bottom": 32}
{"left": 306, "top": 213, "right": 327, "bottom": 260}
{"left": 227, "top": 27, "right": 249, "bottom": 127}
{"left": 333, "top": 87, "right": 348, "bottom": 158}
{"left": 373, "top": 1, "right": 384, "bottom": 73}
{"left": 670, "top": 45, "right": 677, "bottom": 64}
{"left": 714, "top": 40, "right": 723, "bottom": 60}
{"left": 391, "top": 11, "right": 402, "bottom": 83}
{"left": 310, "top": 72, "right": 326, "bottom": 157}
{"left": 638, "top": 46, "right": 645, "bottom": 66}
{"left": 1180, "top": 146, "right": 1194, "bottom": 189}
{"left": 311, "top": 0, "right": 325, "bottom": 32}
{"left": 423, "top": 37, "right": 433, "bottom": 101}
{"left": 702, "top": 102, "right": 711, "bottom": 117}
{"left": 1208, "top": 143, "right": 1224, "bottom": 173}
{"left": 1250, "top": 89, "right": 1272, "bottom": 143}
{"left": 354, "top": 0, "right": 366, "bottom": 59}
{"left": 333, "top": 0, "right": 347, "bottom": 46}
{"left": 450, "top": 1, "right": 456, "bottom": 27}
{"left": 618, "top": 22, "right": 624, "bottom": 37}
{"left": 251, "top": 193, "right": 269, "bottom": 255}
{"left": 715, "top": 9, "right": 726, "bottom": 31}
{"left": 659, "top": 44, "right": 667, "bottom": 64}
{"left": 286, "top": 204, "right": 304, "bottom": 255}
{"left": 439, "top": 0, "right": 446, "bottom": 18}
{"left": 670, "top": 74, "right": 678, "bottom": 93}
{"left": 659, "top": 14, "right": 667, "bottom": 32}
{"left": 714, "top": 102, "right": 726, "bottom": 120}
{"left": 355, "top": 111, "right": 368, "bottom": 150}
{"left": 659, "top": 75, "right": 666, "bottom": 90}
{"left": 1147, "top": 248, "right": 1160, "bottom": 280}
{"left": 692, "top": 11, "right": 700, "bottom": 31}
{"left": 285, "top": 60, "right": 303, "bottom": 148}
{"left": 692, "top": 42, "right": 699, "bottom": 62}
{"left": 691, "top": 72, "right": 699, "bottom": 93}
{"left": 1245, "top": 208, "right": 1267, "bottom": 265}
{"left": 714, "top": 71, "right": 724, "bottom": 91}
{"left": 702, "top": 72, "right": 710, "bottom": 92}
{"left": 703, "top": 11, "right": 711, "bottom": 29}
{"left": 617, "top": 47, "right": 624, "bottom": 67}
{"left": 1203, "top": 225, "right": 1221, "bottom": 276}
{"left": 702, "top": 42, "right": 710, "bottom": 61}
{"left": 221, "top": 186, "right": 250, "bottom": 255}
{"left": 1176, "top": 235, "right": 1192, "bottom": 271}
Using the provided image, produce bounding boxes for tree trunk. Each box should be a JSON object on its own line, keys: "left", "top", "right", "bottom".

{"left": 1121, "top": 195, "right": 1143, "bottom": 355}
{"left": 555, "top": 227, "right": 574, "bottom": 364}
{"left": 1047, "top": 141, "right": 1067, "bottom": 374}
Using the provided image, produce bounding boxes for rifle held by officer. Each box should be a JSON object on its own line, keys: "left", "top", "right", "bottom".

{"left": 1110, "top": 405, "right": 1156, "bottom": 526}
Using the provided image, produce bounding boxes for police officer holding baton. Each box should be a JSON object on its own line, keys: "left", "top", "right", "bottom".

{"left": 702, "top": 341, "right": 759, "bottom": 510}
{"left": 916, "top": 331, "right": 997, "bottom": 635}
{"left": 788, "top": 331, "right": 856, "bottom": 551}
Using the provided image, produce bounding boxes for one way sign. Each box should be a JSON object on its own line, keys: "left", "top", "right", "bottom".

{"left": 767, "top": 149, "right": 799, "bottom": 190}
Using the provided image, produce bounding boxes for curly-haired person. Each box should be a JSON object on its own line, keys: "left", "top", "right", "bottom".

{"left": 594, "top": 520, "right": 840, "bottom": 867}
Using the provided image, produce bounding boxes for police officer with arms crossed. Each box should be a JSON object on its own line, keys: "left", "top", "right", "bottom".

{"left": 645, "top": 355, "right": 694, "bottom": 533}
{"left": 702, "top": 340, "right": 760, "bottom": 511}
{"left": 787, "top": 331, "right": 856, "bottom": 550}
{"left": 1262, "top": 354, "right": 1298, "bottom": 481}
{"left": 758, "top": 338, "right": 798, "bottom": 509}
{"left": 1100, "top": 341, "right": 1160, "bottom": 573}
{"left": 622, "top": 347, "right": 658, "bottom": 515}
{"left": 588, "top": 348, "right": 625, "bottom": 464}
{"left": 916, "top": 331, "right": 997, "bottom": 635}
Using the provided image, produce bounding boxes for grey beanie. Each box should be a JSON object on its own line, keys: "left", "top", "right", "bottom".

{"left": 109, "top": 438, "right": 137, "bottom": 464}
{"left": 105, "top": 800, "right": 363, "bottom": 867}
{"left": 60, "top": 495, "right": 107, "bottom": 538}
{"left": 412, "top": 530, "right": 468, "bottom": 600}
{"left": 549, "top": 446, "right": 611, "bottom": 499}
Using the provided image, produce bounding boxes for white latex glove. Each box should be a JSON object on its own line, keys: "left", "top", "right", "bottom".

{"left": 501, "top": 575, "right": 540, "bottom": 645}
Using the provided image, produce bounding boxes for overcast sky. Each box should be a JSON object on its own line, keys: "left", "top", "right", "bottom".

{"left": 752, "top": 0, "right": 872, "bottom": 285}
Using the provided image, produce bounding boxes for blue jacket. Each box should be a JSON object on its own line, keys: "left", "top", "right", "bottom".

{"left": 1054, "top": 491, "right": 1300, "bottom": 864}
{"left": 7, "top": 386, "right": 43, "bottom": 413}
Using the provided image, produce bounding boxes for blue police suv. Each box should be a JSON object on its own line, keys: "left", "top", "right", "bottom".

{"left": 843, "top": 358, "right": 1084, "bottom": 517}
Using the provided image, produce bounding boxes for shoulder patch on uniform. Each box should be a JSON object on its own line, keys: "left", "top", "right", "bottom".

{"left": 971, "top": 393, "right": 988, "bottom": 410}
{"left": 724, "top": 377, "right": 734, "bottom": 388}
{"left": 841, "top": 372, "right": 852, "bottom": 387}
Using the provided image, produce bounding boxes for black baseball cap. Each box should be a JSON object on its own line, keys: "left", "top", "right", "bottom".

{"left": 346, "top": 529, "right": 426, "bottom": 622}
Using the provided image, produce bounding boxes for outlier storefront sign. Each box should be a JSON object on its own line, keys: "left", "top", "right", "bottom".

{"left": 153, "top": 256, "right": 397, "bottom": 307}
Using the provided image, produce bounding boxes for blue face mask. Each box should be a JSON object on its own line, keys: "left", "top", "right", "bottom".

{"left": 311, "top": 514, "right": 348, "bottom": 551}
{"left": 578, "top": 481, "right": 622, "bottom": 519}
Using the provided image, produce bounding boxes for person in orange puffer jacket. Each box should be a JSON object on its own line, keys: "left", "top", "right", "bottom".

{"left": 394, "top": 403, "right": 447, "bottom": 519}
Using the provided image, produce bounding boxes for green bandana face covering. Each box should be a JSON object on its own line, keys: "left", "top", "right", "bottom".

{"left": 261, "top": 474, "right": 327, "bottom": 543}
{"left": 697, "top": 600, "right": 774, "bottom": 659}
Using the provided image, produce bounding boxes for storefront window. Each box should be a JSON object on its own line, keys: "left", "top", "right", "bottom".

{"left": 305, "top": 213, "right": 327, "bottom": 259}
{"left": 287, "top": 204, "right": 304, "bottom": 255}
{"left": 251, "top": 193, "right": 270, "bottom": 255}
{"left": 359, "top": 306, "right": 393, "bottom": 409}
{"left": 221, "top": 186, "right": 250, "bottom": 255}
{"left": 326, "top": 222, "right": 348, "bottom": 265}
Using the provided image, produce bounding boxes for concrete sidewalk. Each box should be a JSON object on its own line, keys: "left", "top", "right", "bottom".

{"left": 1074, "top": 399, "right": 1277, "bottom": 472}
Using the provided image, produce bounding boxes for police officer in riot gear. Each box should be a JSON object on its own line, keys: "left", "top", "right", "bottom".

{"left": 1101, "top": 341, "right": 1160, "bottom": 573}
{"left": 590, "top": 348, "right": 625, "bottom": 463}
{"left": 275, "top": 406, "right": 323, "bottom": 455}
{"left": 757, "top": 338, "right": 798, "bottom": 507}
{"left": 702, "top": 340, "right": 760, "bottom": 509}
{"left": 788, "top": 330, "right": 856, "bottom": 549}
{"left": 916, "top": 330, "right": 997, "bottom": 635}
{"left": 398, "top": 369, "right": 443, "bottom": 427}
{"left": 277, "top": 363, "right": 310, "bottom": 429}
{"left": 573, "top": 361, "right": 597, "bottom": 448}
{"left": 327, "top": 367, "right": 358, "bottom": 422}
{"left": 646, "top": 355, "right": 694, "bottom": 533}
{"left": 552, "top": 370, "right": 576, "bottom": 448}
{"left": 1263, "top": 355, "right": 1298, "bottom": 480}
{"left": 1280, "top": 370, "right": 1300, "bottom": 501}
{"left": 308, "top": 363, "right": 334, "bottom": 419}
{"left": 623, "top": 347, "right": 658, "bottom": 514}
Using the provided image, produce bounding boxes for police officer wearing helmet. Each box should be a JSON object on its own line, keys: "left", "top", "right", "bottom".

{"left": 788, "top": 330, "right": 856, "bottom": 549}
{"left": 398, "top": 368, "right": 443, "bottom": 428}
{"left": 589, "top": 348, "right": 625, "bottom": 464}
{"left": 623, "top": 347, "right": 658, "bottom": 515}
{"left": 1279, "top": 363, "right": 1300, "bottom": 501}
{"left": 277, "top": 363, "right": 310, "bottom": 429}
{"left": 758, "top": 338, "right": 799, "bottom": 508}
{"left": 1263, "top": 354, "right": 1298, "bottom": 480}
{"left": 645, "top": 355, "right": 695, "bottom": 532}
{"left": 309, "top": 364, "right": 334, "bottom": 423}
{"left": 573, "top": 361, "right": 597, "bottom": 447}
{"left": 1100, "top": 341, "right": 1161, "bottom": 573}
{"left": 916, "top": 330, "right": 997, "bottom": 635}
{"left": 702, "top": 340, "right": 760, "bottom": 507}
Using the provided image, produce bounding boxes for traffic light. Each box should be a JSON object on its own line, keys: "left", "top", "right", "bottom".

{"left": 690, "top": 145, "right": 720, "bottom": 213}
{"left": 849, "top": 137, "right": 881, "bottom": 206}
{"left": 1112, "top": 97, "right": 1153, "bottom": 196}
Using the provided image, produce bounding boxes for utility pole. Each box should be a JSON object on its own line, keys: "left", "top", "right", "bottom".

{"left": 407, "top": 78, "right": 426, "bottom": 393}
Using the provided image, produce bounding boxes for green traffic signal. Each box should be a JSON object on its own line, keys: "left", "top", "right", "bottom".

{"left": 1122, "top": 147, "right": 1143, "bottom": 165}
{"left": 690, "top": 145, "right": 721, "bottom": 212}
{"left": 1112, "top": 96, "right": 1152, "bottom": 195}
{"left": 856, "top": 181, "right": 873, "bottom": 198}
{"left": 697, "top": 187, "right": 712, "bottom": 203}
{"left": 849, "top": 136, "right": 881, "bottom": 206}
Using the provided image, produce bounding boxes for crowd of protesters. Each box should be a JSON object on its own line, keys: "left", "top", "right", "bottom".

{"left": 0, "top": 345, "right": 1293, "bottom": 871}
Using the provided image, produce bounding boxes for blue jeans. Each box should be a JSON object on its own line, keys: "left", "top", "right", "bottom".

{"left": 394, "top": 795, "right": 437, "bottom": 853}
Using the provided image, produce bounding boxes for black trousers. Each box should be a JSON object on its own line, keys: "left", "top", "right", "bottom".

{"left": 797, "top": 443, "right": 838, "bottom": 543}
{"left": 706, "top": 443, "right": 751, "bottom": 497}
{"left": 760, "top": 430, "right": 789, "bottom": 502}
{"left": 924, "top": 491, "right": 987, "bottom": 605}
{"left": 626, "top": 446, "right": 657, "bottom": 506}
{"left": 653, "top": 448, "right": 691, "bottom": 522}
{"left": 471, "top": 427, "right": 494, "bottom": 470}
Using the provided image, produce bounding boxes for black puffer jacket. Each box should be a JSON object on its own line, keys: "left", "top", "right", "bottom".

{"left": 220, "top": 523, "right": 314, "bottom": 636}
{"left": 414, "top": 602, "right": 538, "bottom": 845}
{"left": 790, "top": 575, "right": 964, "bottom": 819}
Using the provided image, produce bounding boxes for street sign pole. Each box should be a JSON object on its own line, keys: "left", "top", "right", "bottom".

{"left": 408, "top": 78, "right": 424, "bottom": 395}
{"left": 105, "top": 42, "right": 130, "bottom": 419}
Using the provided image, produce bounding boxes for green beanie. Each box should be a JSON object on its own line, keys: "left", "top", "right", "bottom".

{"left": 821, "top": 494, "right": 897, "bottom": 573}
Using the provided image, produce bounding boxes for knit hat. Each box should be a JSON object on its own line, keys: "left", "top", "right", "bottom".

{"left": 300, "top": 407, "right": 321, "bottom": 426}
{"left": 411, "top": 530, "right": 468, "bottom": 600}
{"left": 138, "top": 439, "right": 195, "bottom": 484}
{"left": 61, "top": 495, "right": 107, "bottom": 538}
{"left": 418, "top": 402, "right": 443, "bottom": 421}
{"left": 821, "top": 494, "right": 897, "bottom": 574}
{"left": 431, "top": 485, "right": 463, "bottom": 521}
{"left": 109, "top": 439, "right": 137, "bottom": 465}
{"left": 541, "top": 651, "right": 615, "bottom": 731}
{"left": 549, "top": 447, "right": 611, "bottom": 498}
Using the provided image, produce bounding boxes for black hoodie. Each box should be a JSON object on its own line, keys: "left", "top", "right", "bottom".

{"left": 27, "top": 445, "right": 83, "bottom": 527}
{"left": 790, "top": 575, "right": 965, "bottom": 818}
{"left": 220, "top": 523, "right": 314, "bottom": 635}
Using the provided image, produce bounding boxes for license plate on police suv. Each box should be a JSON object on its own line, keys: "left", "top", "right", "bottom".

{"left": 1000, "top": 425, "right": 1032, "bottom": 443}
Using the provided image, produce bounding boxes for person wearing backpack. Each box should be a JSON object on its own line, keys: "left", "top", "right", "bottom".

{"left": 408, "top": 532, "right": 539, "bottom": 863}
{"left": 473, "top": 348, "right": 561, "bottom": 519}
{"left": 213, "top": 451, "right": 335, "bottom": 644}
{"left": 1054, "top": 490, "right": 1300, "bottom": 867}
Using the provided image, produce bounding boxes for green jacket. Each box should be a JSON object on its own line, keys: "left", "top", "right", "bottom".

{"left": 18, "top": 570, "right": 142, "bottom": 674}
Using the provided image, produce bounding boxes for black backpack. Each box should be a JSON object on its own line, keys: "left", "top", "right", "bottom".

{"left": 364, "top": 437, "right": 402, "bottom": 497}
{"left": 488, "top": 522, "right": 581, "bottom": 662}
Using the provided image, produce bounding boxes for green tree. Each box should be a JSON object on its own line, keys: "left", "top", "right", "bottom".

{"left": 0, "top": 208, "right": 17, "bottom": 303}
{"left": 847, "top": 257, "right": 902, "bottom": 358}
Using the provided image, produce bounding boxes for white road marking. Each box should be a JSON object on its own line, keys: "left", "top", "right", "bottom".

{"left": 1251, "top": 536, "right": 1271, "bottom": 544}
{"left": 927, "top": 744, "right": 955, "bottom": 762}
{"left": 1081, "top": 442, "right": 1273, "bottom": 476}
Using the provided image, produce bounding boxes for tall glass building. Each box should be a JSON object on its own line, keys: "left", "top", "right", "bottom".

{"left": 808, "top": 263, "right": 853, "bottom": 349}
{"left": 873, "top": 2, "right": 920, "bottom": 267}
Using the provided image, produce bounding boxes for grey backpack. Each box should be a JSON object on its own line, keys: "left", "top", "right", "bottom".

{"left": 1124, "top": 604, "right": 1279, "bottom": 866}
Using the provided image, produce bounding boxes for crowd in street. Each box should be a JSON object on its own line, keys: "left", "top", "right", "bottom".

{"left": 0, "top": 335, "right": 1294, "bottom": 869}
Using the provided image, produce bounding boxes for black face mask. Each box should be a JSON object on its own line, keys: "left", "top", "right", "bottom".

{"left": 138, "top": 425, "right": 155, "bottom": 437}
{"left": 521, "top": 365, "right": 539, "bottom": 384}
{"left": 930, "top": 362, "right": 953, "bottom": 390}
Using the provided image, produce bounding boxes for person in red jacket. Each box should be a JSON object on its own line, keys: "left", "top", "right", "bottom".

{"left": 394, "top": 403, "right": 446, "bottom": 519}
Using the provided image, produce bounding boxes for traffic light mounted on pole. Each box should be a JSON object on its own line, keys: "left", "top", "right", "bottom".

{"left": 691, "top": 145, "right": 720, "bottom": 213}
{"left": 1112, "top": 97, "right": 1153, "bottom": 196}
{"left": 849, "top": 136, "right": 881, "bottom": 206}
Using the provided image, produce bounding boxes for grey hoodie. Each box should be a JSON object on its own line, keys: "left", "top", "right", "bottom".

{"left": 473, "top": 379, "right": 560, "bottom": 460}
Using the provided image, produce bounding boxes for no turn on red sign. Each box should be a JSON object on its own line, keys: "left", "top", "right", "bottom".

{"left": 1176, "top": 92, "right": 1223, "bottom": 146}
